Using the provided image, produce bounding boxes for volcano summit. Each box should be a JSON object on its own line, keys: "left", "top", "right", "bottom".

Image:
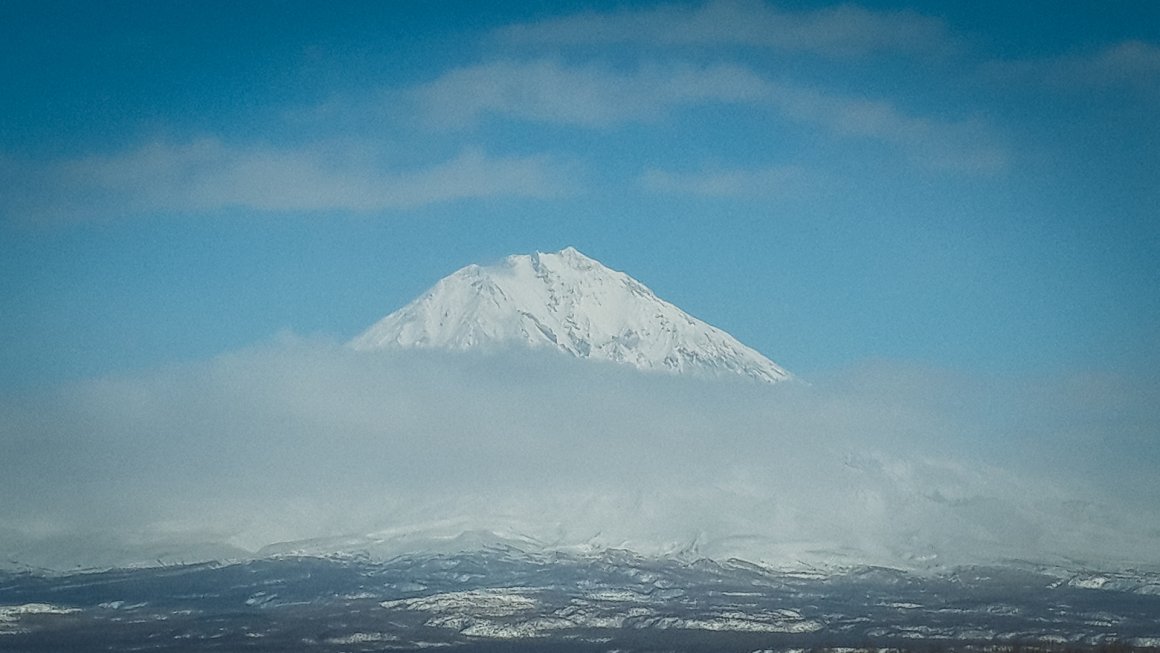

{"left": 351, "top": 247, "right": 790, "bottom": 383}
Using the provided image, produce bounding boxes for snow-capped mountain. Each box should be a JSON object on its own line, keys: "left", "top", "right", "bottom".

{"left": 350, "top": 247, "right": 790, "bottom": 383}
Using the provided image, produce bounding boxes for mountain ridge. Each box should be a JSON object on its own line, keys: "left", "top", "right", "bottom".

{"left": 350, "top": 247, "right": 790, "bottom": 383}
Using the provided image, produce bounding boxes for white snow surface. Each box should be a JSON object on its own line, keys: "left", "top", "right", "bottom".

{"left": 350, "top": 247, "right": 790, "bottom": 383}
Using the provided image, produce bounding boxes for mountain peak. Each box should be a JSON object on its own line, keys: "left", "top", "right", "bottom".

{"left": 553, "top": 245, "right": 592, "bottom": 262}
{"left": 522, "top": 247, "right": 599, "bottom": 273}
{"left": 351, "top": 248, "right": 790, "bottom": 383}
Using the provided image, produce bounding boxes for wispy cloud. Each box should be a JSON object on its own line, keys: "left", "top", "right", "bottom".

{"left": 0, "top": 140, "right": 574, "bottom": 222}
{"left": 771, "top": 86, "right": 1008, "bottom": 173}
{"left": 494, "top": 0, "right": 954, "bottom": 58}
{"left": 985, "top": 40, "right": 1160, "bottom": 98}
{"left": 641, "top": 164, "right": 814, "bottom": 198}
{"left": 415, "top": 59, "right": 1006, "bottom": 173}
{"left": 413, "top": 59, "right": 769, "bottom": 128}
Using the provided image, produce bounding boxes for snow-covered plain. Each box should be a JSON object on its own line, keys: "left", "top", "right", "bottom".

{"left": 4, "top": 552, "right": 1160, "bottom": 651}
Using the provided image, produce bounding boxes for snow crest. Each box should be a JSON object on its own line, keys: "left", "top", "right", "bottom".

{"left": 350, "top": 247, "right": 790, "bottom": 383}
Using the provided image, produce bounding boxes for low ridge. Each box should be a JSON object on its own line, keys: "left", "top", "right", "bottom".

{"left": 350, "top": 247, "right": 790, "bottom": 383}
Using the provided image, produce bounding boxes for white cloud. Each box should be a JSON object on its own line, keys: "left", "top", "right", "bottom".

{"left": 640, "top": 164, "right": 813, "bottom": 197}
{"left": 494, "top": 0, "right": 954, "bottom": 58}
{"left": 0, "top": 140, "right": 574, "bottom": 222}
{"left": 413, "top": 59, "right": 769, "bottom": 128}
{"left": 416, "top": 59, "right": 1006, "bottom": 173}
{"left": 985, "top": 40, "right": 1160, "bottom": 98}
{"left": 1086, "top": 40, "right": 1160, "bottom": 88}
{"left": 770, "top": 86, "right": 1008, "bottom": 173}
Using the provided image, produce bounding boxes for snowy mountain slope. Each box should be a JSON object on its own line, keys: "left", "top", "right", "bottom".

{"left": 350, "top": 247, "right": 790, "bottom": 382}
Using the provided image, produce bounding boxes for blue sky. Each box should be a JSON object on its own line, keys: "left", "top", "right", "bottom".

{"left": 2, "top": 0, "right": 1159, "bottom": 388}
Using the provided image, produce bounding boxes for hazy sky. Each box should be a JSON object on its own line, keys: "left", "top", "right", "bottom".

{"left": 1, "top": 1, "right": 1159, "bottom": 570}
{"left": 2, "top": 0, "right": 1158, "bottom": 388}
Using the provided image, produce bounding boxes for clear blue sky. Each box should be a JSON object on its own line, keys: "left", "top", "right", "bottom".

{"left": 2, "top": 0, "right": 1158, "bottom": 388}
